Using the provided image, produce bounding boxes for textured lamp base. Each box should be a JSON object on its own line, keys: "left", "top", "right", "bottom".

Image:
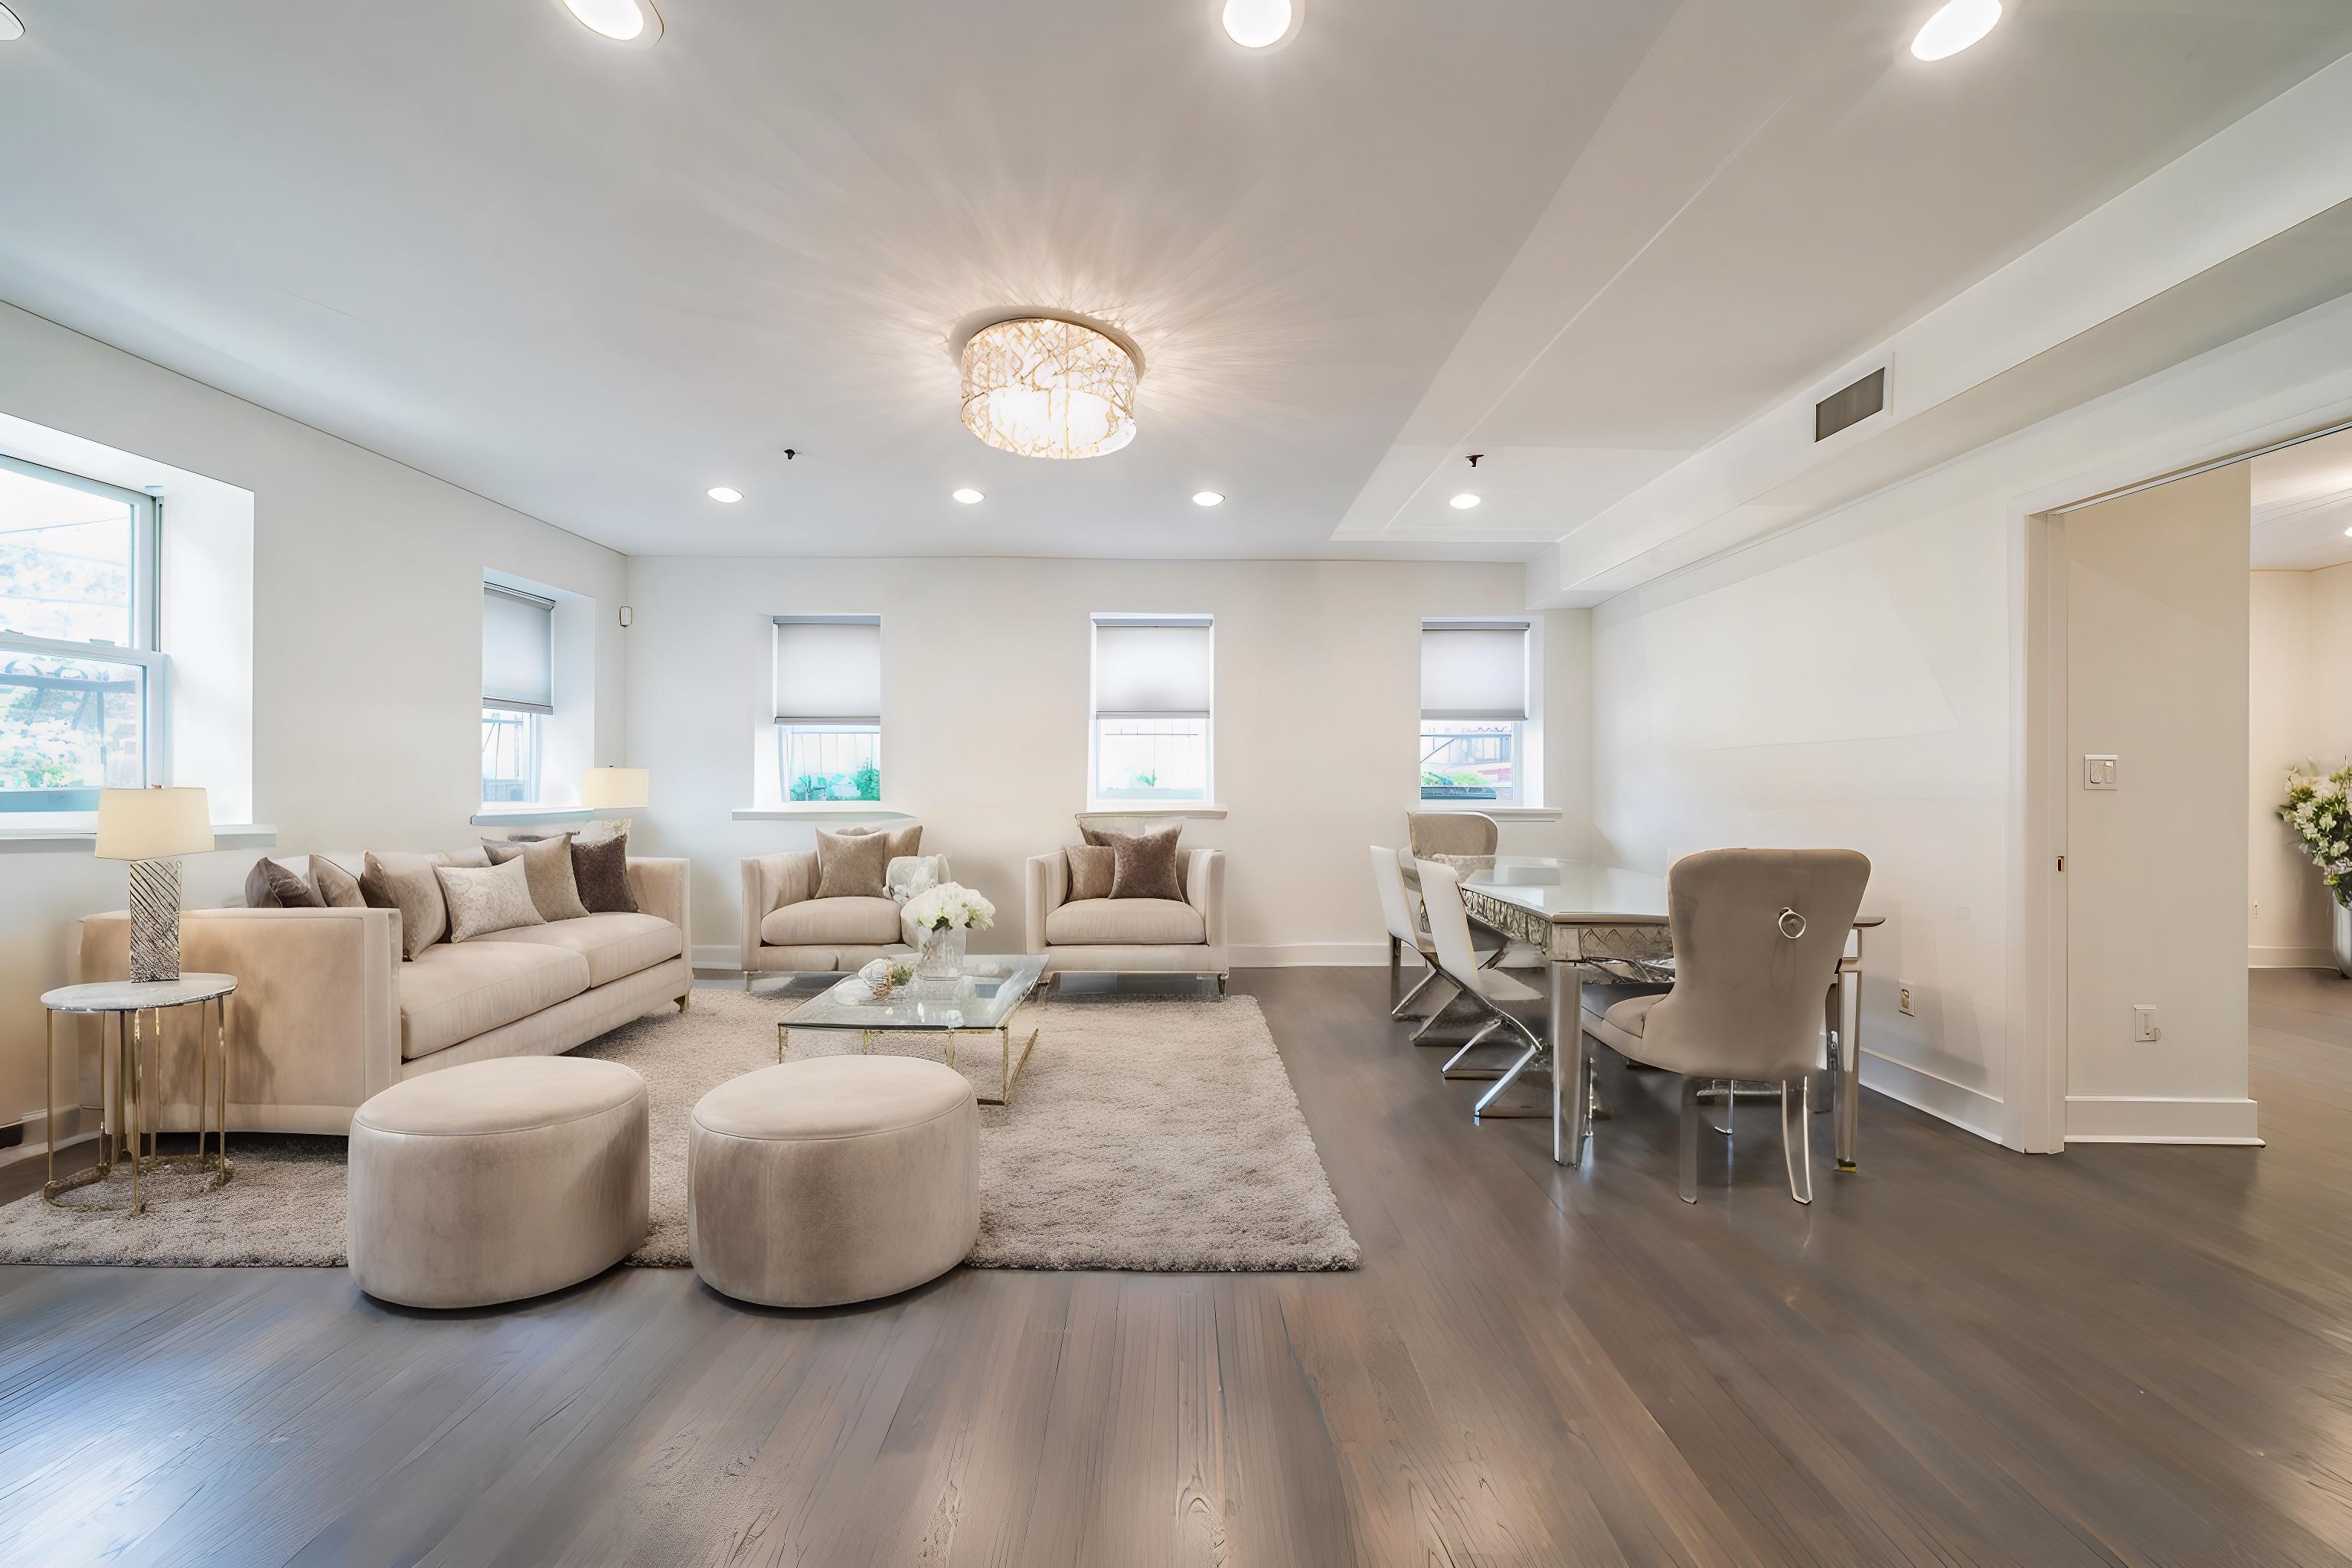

{"left": 127, "top": 857, "right": 183, "bottom": 984}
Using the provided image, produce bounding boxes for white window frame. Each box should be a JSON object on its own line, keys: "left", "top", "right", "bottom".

{"left": 776, "top": 722, "right": 884, "bottom": 803}
{"left": 0, "top": 452, "right": 166, "bottom": 814}
{"left": 1088, "top": 614, "right": 1214, "bottom": 806}
{"left": 481, "top": 582, "right": 555, "bottom": 806}
{"left": 480, "top": 704, "right": 544, "bottom": 805}
{"left": 769, "top": 615, "right": 884, "bottom": 806}
{"left": 1419, "top": 618, "right": 1534, "bottom": 810}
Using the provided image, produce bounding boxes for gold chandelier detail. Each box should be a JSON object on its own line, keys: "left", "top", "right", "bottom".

{"left": 959, "top": 318, "right": 1139, "bottom": 460}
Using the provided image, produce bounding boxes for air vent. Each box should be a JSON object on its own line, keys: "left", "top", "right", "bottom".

{"left": 1815, "top": 368, "right": 1886, "bottom": 442}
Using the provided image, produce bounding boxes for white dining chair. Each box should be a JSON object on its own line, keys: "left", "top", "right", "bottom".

{"left": 1416, "top": 859, "right": 1552, "bottom": 1119}
{"left": 1580, "top": 848, "right": 1870, "bottom": 1204}
{"left": 1370, "top": 845, "right": 1445, "bottom": 1020}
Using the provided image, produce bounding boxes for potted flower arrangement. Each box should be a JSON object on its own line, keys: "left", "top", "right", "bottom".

{"left": 905, "top": 882, "right": 996, "bottom": 979}
{"left": 2279, "top": 763, "right": 2352, "bottom": 976}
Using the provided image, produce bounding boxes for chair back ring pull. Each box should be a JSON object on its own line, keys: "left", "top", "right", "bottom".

{"left": 1777, "top": 906, "right": 1807, "bottom": 939}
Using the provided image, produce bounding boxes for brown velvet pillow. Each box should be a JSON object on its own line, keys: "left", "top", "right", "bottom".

{"left": 483, "top": 834, "right": 590, "bottom": 922}
{"left": 1066, "top": 844, "right": 1115, "bottom": 902}
{"left": 362, "top": 852, "right": 448, "bottom": 959}
{"left": 1109, "top": 825, "right": 1185, "bottom": 901}
{"left": 837, "top": 821, "right": 921, "bottom": 861}
{"left": 244, "top": 857, "right": 322, "bottom": 909}
{"left": 570, "top": 830, "right": 637, "bottom": 913}
{"left": 312, "top": 855, "right": 366, "bottom": 909}
{"left": 815, "top": 827, "right": 890, "bottom": 899}
{"left": 1079, "top": 819, "right": 1188, "bottom": 898}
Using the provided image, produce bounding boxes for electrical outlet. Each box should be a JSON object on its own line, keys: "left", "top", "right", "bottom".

{"left": 2132, "top": 1004, "right": 2161, "bottom": 1044}
{"left": 1898, "top": 982, "right": 1914, "bottom": 1016}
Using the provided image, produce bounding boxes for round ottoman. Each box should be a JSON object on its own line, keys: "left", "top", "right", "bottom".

{"left": 348, "top": 1057, "right": 649, "bottom": 1308}
{"left": 689, "top": 1057, "right": 978, "bottom": 1308}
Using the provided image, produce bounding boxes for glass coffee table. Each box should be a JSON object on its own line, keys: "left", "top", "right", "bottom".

{"left": 777, "top": 956, "right": 1047, "bottom": 1106}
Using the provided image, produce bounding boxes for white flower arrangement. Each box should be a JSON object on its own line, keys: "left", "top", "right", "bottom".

{"left": 2280, "top": 763, "right": 2352, "bottom": 906}
{"left": 905, "top": 881, "right": 996, "bottom": 933}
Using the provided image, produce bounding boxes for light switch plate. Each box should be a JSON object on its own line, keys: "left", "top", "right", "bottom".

{"left": 2084, "top": 753, "right": 2118, "bottom": 790}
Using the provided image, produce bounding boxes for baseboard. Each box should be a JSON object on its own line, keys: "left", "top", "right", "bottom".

{"left": 1230, "top": 942, "right": 1387, "bottom": 968}
{"left": 2065, "top": 1095, "right": 2264, "bottom": 1145}
{"left": 0, "top": 1106, "right": 94, "bottom": 1171}
{"left": 2249, "top": 946, "right": 2335, "bottom": 969}
{"left": 1857, "top": 1050, "right": 2004, "bottom": 1143}
{"left": 692, "top": 945, "right": 745, "bottom": 972}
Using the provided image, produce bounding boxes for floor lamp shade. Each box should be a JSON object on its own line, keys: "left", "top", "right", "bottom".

{"left": 581, "top": 767, "right": 649, "bottom": 810}
{"left": 96, "top": 787, "right": 212, "bottom": 983}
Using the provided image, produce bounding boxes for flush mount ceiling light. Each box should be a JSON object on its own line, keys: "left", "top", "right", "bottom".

{"left": 1221, "top": 0, "right": 1300, "bottom": 48}
{"left": 0, "top": 4, "right": 22, "bottom": 41}
{"left": 959, "top": 317, "right": 1140, "bottom": 460}
{"left": 1450, "top": 493, "right": 1481, "bottom": 510}
{"left": 556, "top": 0, "right": 662, "bottom": 44}
{"left": 1192, "top": 491, "right": 1225, "bottom": 507}
{"left": 952, "top": 488, "right": 985, "bottom": 505}
{"left": 1910, "top": 0, "right": 2001, "bottom": 60}
{"left": 707, "top": 485, "right": 743, "bottom": 503}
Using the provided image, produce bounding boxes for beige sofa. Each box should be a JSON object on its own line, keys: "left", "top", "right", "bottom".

{"left": 738, "top": 852, "right": 946, "bottom": 985}
{"left": 1025, "top": 847, "right": 1227, "bottom": 991}
{"left": 73, "top": 857, "right": 691, "bottom": 1136}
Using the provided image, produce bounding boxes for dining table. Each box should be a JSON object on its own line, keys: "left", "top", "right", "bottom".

{"left": 1451, "top": 856, "right": 1881, "bottom": 1168}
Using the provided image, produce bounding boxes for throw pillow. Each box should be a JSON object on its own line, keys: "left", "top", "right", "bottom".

{"left": 570, "top": 829, "right": 637, "bottom": 913}
{"left": 1109, "top": 825, "right": 1185, "bottom": 901}
{"left": 886, "top": 854, "right": 943, "bottom": 901}
{"left": 362, "top": 851, "right": 449, "bottom": 959}
{"left": 1065, "top": 844, "right": 1115, "bottom": 902}
{"left": 1078, "top": 818, "right": 1189, "bottom": 898}
{"left": 243, "top": 857, "right": 322, "bottom": 909}
{"left": 837, "top": 821, "right": 921, "bottom": 861}
{"left": 482, "top": 833, "right": 590, "bottom": 922}
{"left": 815, "top": 827, "right": 890, "bottom": 899}
{"left": 435, "top": 858, "right": 547, "bottom": 942}
{"left": 312, "top": 854, "right": 366, "bottom": 909}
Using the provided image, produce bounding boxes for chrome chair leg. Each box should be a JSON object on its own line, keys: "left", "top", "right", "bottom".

{"left": 1782, "top": 1076, "right": 1812, "bottom": 1204}
{"left": 1708, "top": 1080, "right": 1735, "bottom": 1136}
{"left": 1391, "top": 967, "right": 1443, "bottom": 1020}
{"left": 1679, "top": 1076, "right": 1701, "bottom": 1203}
{"left": 1408, "top": 988, "right": 1470, "bottom": 1043}
{"left": 1472, "top": 1041, "right": 1546, "bottom": 1119}
{"left": 1439, "top": 1019, "right": 1504, "bottom": 1077}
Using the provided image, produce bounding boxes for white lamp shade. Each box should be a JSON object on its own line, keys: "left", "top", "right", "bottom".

{"left": 94, "top": 787, "right": 213, "bottom": 861}
{"left": 581, "top": 767, "right": 650, "bottom": 809}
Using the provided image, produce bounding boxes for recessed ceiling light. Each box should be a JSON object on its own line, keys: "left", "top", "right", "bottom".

{"left": 707, "top": 486, "right": 743, "bottom": 504}
{"left": 559, "top": 0, "right": 661, "bottom": 43}
{"left": 0, "top": 5, "right": 23, "bottom": 42}
{"left": 1450, "top": 493, "right": 1481, "bottom": 510}
{"left": 952, "top": 488, "right": 985, "bottom": 505}
{"left": 1909, "top": 0, "right": 2001, "bottom": 61}
{"left": 1221, "top": 0, "right": 1298, "bottom": 49}
{"left": 2341, "top": 524, "right": 2352, "bottom": 537}
{"left": 1192, "top": 491, "right": 1225, "bottom": 507}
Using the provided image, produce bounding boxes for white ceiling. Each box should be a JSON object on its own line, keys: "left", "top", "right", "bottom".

{"left": 2251, "top": 426, "right": 2352, "bottom": 571}
{"left": 0, "top": 1, "right": 2347, "bottom": 564}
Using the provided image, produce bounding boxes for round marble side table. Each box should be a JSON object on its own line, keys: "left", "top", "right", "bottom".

{"left": 41, "top": 974, "right": 237, "bottom": 1217}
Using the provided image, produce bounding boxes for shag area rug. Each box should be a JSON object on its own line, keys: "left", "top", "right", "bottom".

{"left": 0, "top": 987, "right": 1358, "bottom": 1273}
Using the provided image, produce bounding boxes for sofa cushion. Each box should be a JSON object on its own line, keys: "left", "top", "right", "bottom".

{"left": 398, "top": 941, "right": 591, "bottom": 1060}
{"left": 762, "top": 896, "right": 904, "bottom": 947}
{"left": 1044, "top": 897, "right": 1206, "bottom": 946}
{"left": 476, "top": 912, "right": 684, "bottom": 988}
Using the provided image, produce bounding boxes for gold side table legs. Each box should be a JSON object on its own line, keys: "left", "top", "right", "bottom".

{"left": 42, "top": 996, "right": 234, "bottom": 1217}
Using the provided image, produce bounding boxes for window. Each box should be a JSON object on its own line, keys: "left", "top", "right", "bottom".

{"left": 1420, "top": 619, "right": 1530, "bottom": 807}
{"left": 1091, "top": 615, "right": 1212, "bottom": 803}
{"left": 482, "top": 583, "right": 553, "bottom": 804}
{"left": 0, "top": 455, "right": 162, "bottom": 812}
{"left": 774, "top": 616, "right": 882, "bottom": 802}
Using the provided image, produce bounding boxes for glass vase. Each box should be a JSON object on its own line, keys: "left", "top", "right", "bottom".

{"left": 916, "top": 923, "right": 967, "bottom": 980}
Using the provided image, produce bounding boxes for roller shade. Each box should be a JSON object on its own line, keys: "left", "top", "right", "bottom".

{"left": 1420, "top": 620, "right": 1529, "bottom": 720}
{"left": 773, "top": 616, "right": 882, "bottom": 724}
{"left": 483, "top": 585, "right": 554, "bottom": 714}
{"left": 1093, "top": 616, "right": 1212, "bottom": 716}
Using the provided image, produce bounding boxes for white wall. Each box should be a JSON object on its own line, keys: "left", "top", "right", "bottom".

{"left": 2248, "top": 561, "right": 2352, "bottom": 965}
{"left": 620, "top": 555, "right": 1594, "bottom": 966}
{"left": 0, "top": 302, "right": 626, "bottom": 1135}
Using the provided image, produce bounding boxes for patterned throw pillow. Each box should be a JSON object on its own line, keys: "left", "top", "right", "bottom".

{"left": 435, "top": 858, "right": 547, "bottom": 942}
{"left": 835, "top": 821, "right": 922, "bottom": 860}
{"left": 482, "top": 834, "right": 590, "bottom": 922}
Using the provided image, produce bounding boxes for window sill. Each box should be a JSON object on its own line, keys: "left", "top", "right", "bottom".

{"left": 0, "top": 823, "right": 279, "bottom": 854}
{"left": 1083, "top": 804, "right": 1229, "bottom": 820}
{"left": 470, "top": 805, "right": 595, "bottom": 827}
{"left": 733, "top": 804, "right": 913, "bottom": 822}
{"left": 1414, "top": 805, "right": 1563, "bottom": 822}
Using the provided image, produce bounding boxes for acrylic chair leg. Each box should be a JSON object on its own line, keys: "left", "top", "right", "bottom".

{"left": 1706, "top": 1080, "right": 1736, "bottom": 1136}
{"left": 1782, "top": 1076, "right": 1813, "bottom": 1204}
{"left": 1678, "top": 1076, "right": 1701, "bottom": 1203}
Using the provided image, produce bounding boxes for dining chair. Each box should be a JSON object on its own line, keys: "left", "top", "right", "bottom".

{"left": 1406, "top": 811, "right": 1498, "bottom": 858}
{"left": 1416, "top": 860, "right": 1550, "bottom": 1119}
{"left": 1370, "top": 846, "right": 1446, "bottom": 1019}
{"left": 1580, "top": 848, "right": 1870, "bottom": 1204}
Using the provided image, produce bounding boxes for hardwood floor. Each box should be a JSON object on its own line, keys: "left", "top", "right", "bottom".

{"left": 3, "top": 966, "right": 2350, "bottom": 1566}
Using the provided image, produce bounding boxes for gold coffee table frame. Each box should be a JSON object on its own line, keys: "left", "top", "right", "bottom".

{"left": 776, "top": 959, "right": 1046, "bottom": 1106}
{"left": 41, "top": 974, "right": 237, "bottom": 1217}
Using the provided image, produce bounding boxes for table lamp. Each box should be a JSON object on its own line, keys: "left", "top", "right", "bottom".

{"left": 95, "top": 786, "right": 214, "bottom": 983}
{"left": 580, "top": 766, "right": 649, "bottom": 813}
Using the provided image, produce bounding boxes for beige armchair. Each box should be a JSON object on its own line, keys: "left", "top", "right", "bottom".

{"left": 1025, "top": 846, "right": 1227, "bottom": 993}
{"left": 740, "top": 852, "right": 947, "bottom": 985}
